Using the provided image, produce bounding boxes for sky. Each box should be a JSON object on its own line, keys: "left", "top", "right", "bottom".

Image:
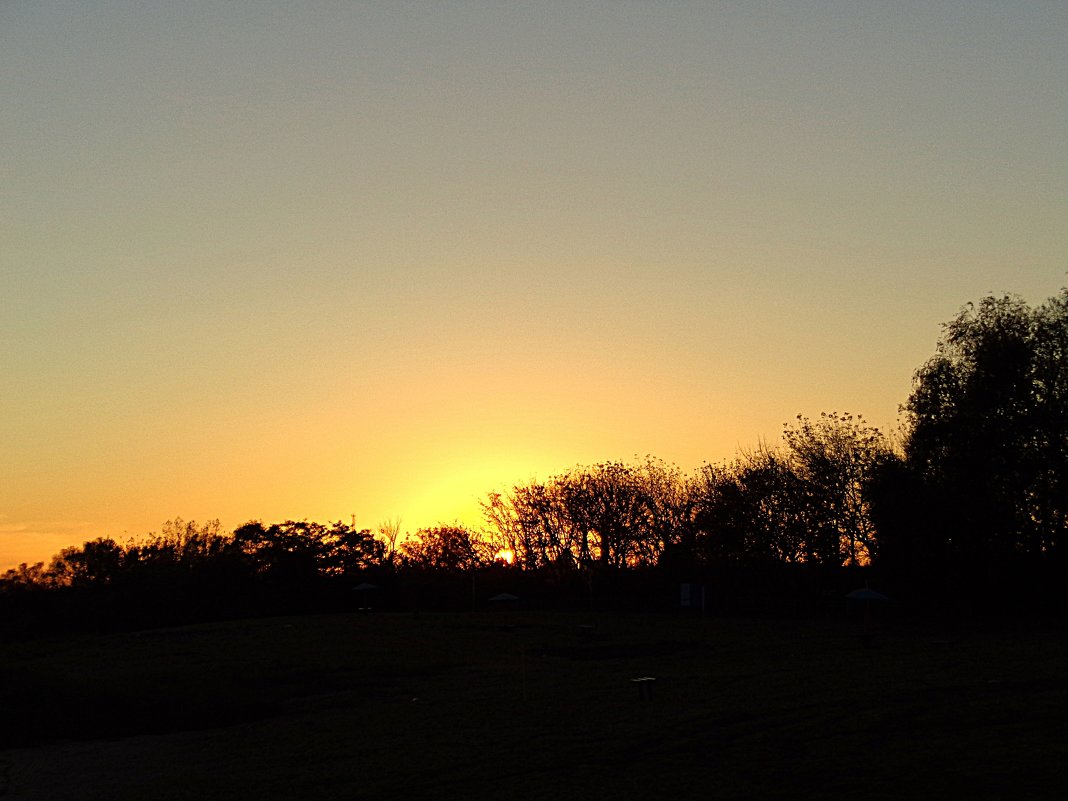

{"left": 2, "top": 1, "right": 1066, "bottom": 570}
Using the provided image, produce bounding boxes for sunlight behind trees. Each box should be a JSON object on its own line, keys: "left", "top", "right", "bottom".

{"left": 5, "top": 1, "right": 1063, "bottom": 575}
{"left": 5, "top": 290, "right": 1068, "bottom": 627}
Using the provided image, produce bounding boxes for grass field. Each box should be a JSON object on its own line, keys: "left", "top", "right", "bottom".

{"left": 2, "top": 609, "right": 1067, "bottom": 799}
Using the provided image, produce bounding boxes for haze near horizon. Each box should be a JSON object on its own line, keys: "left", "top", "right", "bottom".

{"left": 2, "top": 1, "right": 1066, "bottom": 570}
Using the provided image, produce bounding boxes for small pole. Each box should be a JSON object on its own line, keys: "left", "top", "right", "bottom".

{"left": 520, "top": 646, "right": 528, "bottom": 702}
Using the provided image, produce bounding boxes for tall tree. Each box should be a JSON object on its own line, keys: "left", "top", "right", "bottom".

{"left": 689, "top": 447, "right": 815, "bottom": 565}
{"left": 782, "top": 412, "right": 892, "bottom": 565}
{"left": 903, "top": 291, "right": 1068, "bottom": 569}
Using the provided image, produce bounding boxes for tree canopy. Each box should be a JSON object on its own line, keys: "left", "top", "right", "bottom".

{"left": 902, "top": 291, "right": 1068, "bottom": 571}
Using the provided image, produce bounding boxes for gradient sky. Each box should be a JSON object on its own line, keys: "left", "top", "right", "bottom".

{"left": 3, "top": 1, "right": 1066, "bottom": 570}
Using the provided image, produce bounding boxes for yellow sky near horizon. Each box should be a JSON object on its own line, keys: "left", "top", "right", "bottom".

{"left": 2, "top": 1, "right": 1066, "bottom": 570}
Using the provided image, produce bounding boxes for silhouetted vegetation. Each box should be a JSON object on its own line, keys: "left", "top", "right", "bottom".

{"left": 873, "top": 290, "right": 1068, "bottom": 609}
{"left": 4, "top": 289, "right": 1068, "bottom": 632}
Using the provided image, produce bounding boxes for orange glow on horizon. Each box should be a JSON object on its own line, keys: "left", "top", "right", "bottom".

{"left": 3, "top": 2, "right": 1063, "bottom": 574}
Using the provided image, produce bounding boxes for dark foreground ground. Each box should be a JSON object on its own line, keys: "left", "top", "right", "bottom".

{"left": 2, "top": 609, "right": 1067, "bottom": 800}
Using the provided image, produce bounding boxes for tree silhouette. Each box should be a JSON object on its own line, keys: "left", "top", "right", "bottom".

{"left": 11, "top": 289, "right": 1068, "bottom": 627}
{"left": 232, "top": 521, "right": 325, "bottom": 582}
{"left": 782, "top": 412, "right": 892, "bottom": 565}
{"left": 482, "top": 458, "right": 687, "bottom": 575}
{"left": 688, "top": 448, "right": 813, "bottom": 565}
{"left": 400, "top": 525, "right": 489, "bottom": 573}
{"left": 49, "top": 537, "right": 126, "bottom": 587}
{"left": 319, "top": 520, "right": 385, "bottom": 576}
{"left": 903, "top": 291, "right": 1068, "bottom": 574}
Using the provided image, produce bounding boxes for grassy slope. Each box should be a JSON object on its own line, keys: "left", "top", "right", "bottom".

{"left": 2, "top": 610, "right": 1067, "bottom": 800}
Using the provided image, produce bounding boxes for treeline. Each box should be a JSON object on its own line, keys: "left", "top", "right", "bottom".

{"left": 0, "top": 414, "right": 896, "bottom": 629}
{"left": 468, "top": 289, "right": 1068, "bottom": 608}
{"left": 4, "top": 289, "right": 1068, "bottom": 629}
{"left": 483, "top": 412, "right": 887, "bottom": 575}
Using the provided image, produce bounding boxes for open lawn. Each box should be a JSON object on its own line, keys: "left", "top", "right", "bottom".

{"left": 2, "top": 610, "right": 1067, "bottom": 799}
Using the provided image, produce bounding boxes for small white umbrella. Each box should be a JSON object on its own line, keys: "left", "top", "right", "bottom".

{"left": 846, "top": 584, "right": 889, "bottom": 634}
{"left": 846, "top": 586, "right": 889, "bottom": 602}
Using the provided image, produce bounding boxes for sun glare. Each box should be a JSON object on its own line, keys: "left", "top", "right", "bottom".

{"left": 495, "top": 549, "right": 515, "bottom": 565}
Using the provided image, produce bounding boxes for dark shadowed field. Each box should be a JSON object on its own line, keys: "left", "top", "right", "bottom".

{"left": 2, "top": 610, "right": 1066, "bottom": 800}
